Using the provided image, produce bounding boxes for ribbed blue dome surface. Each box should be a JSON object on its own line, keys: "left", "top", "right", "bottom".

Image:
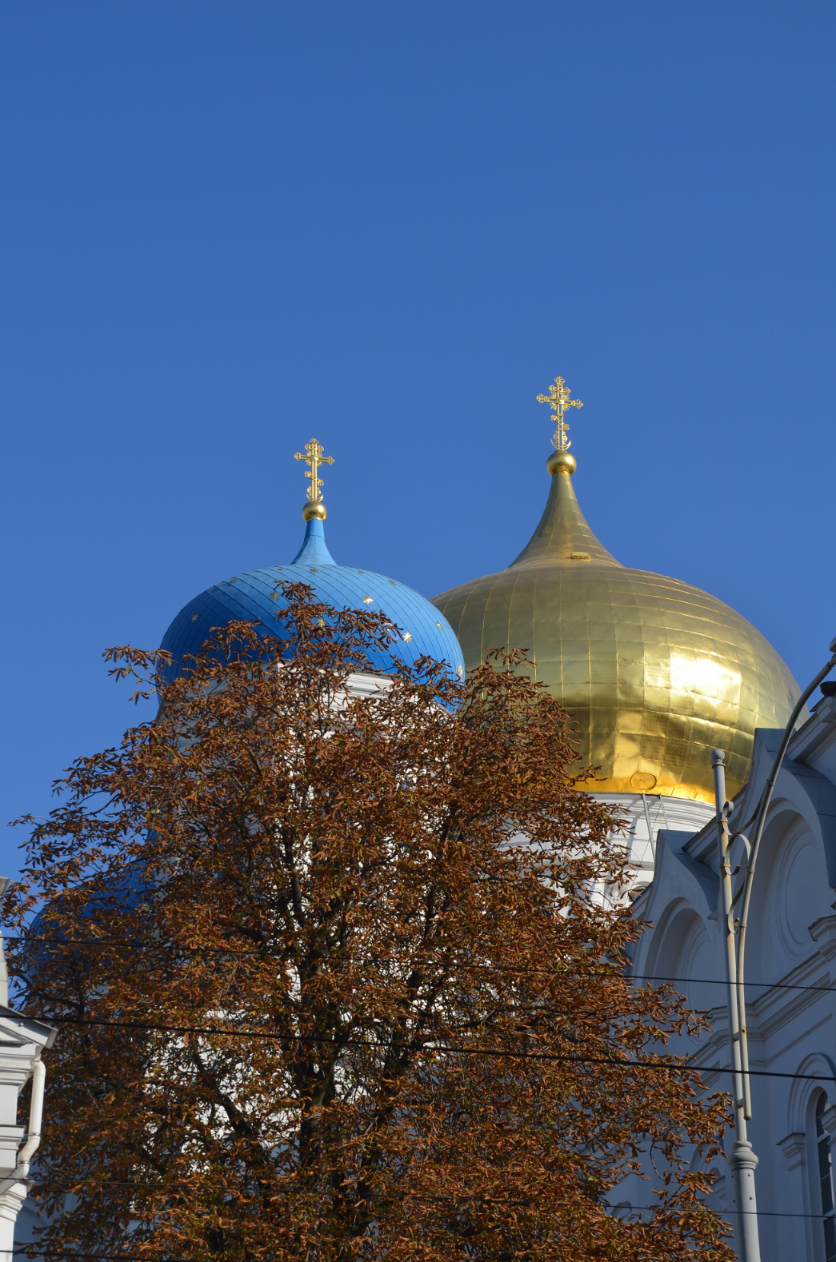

{"left": 161, "top": 517, "right": 465, "bottom": 683}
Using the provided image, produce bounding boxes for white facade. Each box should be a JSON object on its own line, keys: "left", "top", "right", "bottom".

{"left": 593, "top": 791, "right": 714, "bottom": 899}
{"left": 0, "top": 1004, "right": 55, "bottom": 1261}
{"left": 631, "top": 692, "right": 836, "bottom": 1261}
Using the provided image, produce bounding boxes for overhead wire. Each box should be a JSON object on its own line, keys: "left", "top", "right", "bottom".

{"left": 10, "top": 1197, "right": 836, "bottom": 1262}
{"left": 4, "top": 935, "right": 835, "bottom": 1000}
{"left": 28, "top": 1012, "right": 836, "bottom": 1084}
{"left": 29, "top": 1178, "right": 836, "bottom": 1221}
{"left": 14, "top": 1190, "right": 836, "bottom": 1223}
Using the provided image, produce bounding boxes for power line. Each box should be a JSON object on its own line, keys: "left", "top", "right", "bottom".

{"left": 34, "top": 1181, "right": 836, "bottom": 1221}
{"left": 6, "top": 935, "right": 836, "bottom": 1000}
{"left": 610, "top": 1204, "right": 836, "bottom": 1221}
{"left": 10, "top": 1199, "right": 836, "bottom": 1262}
{"left": 19, "top": 1187, "right": 836, "bottom": 1224}
{"left": 635, "top": 972, "right": 836, "bottom": 997}
{"left": 13, "top": 1253, "right": 182, "bottom": 1261}
{"left": 37, "top": 1013, "right": 836, "bottom": 1084}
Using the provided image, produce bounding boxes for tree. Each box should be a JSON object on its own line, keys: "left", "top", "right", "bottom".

{"left": 8, "top": 585, "right": 731, "bottom": 1261}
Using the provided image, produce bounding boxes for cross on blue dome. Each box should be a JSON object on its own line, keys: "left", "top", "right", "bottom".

{"left": 160, "top": 440, "right": 465, "bottom": 684}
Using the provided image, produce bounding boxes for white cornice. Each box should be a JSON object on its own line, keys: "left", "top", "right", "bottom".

{"left": 789, "top": 695, "right": 836, "bottom": 764}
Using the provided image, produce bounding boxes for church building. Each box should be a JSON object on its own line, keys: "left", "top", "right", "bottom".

{"left": 433, "top": 376, "right": 836, "bottom": 1262}
{"left": 14, "top": 378, "right": 836, "bottom": 1260}
{"left": 433, "top": 376, "right": 799, "bottom": 881}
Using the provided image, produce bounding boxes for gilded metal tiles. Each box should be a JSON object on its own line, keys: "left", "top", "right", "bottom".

{"left": 433, "top": 465, "right": 800, "bottom": 804}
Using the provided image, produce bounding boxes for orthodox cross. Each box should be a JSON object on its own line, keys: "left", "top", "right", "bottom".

{"left": 294, "top": 438, "right": 334, "bottom": 503}
{"left": 536, "top": 376, "right": 583, "bottom": 452}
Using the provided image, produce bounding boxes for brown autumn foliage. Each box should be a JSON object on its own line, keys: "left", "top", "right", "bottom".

{"left": 8, "top": 584, "right": 732, "bottom": 1261}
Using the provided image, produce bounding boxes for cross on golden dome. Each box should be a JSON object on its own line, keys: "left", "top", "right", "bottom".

{"left": 536, "top": 376, "right": 583, "bottom": 452}
{"left": 294, "top": 438, "right": 334, "bottom": 504}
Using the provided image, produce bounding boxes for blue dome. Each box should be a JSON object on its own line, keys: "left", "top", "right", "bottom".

{"left": 161, "top": 517, "right": 465, "bottom": 683}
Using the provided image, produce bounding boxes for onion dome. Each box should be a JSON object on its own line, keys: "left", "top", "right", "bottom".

{"left": 161, "top": 438, "right": 464, "bottom": 685}
{"left": 432, "top": 378, "right": 800, "bottom": 803}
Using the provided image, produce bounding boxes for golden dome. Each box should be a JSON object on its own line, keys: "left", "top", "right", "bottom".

{"left": 432, "top": 455, "right": 800, "bottom": 804}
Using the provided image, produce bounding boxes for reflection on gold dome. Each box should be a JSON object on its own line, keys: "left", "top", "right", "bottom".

{"left": 432, "top": 423, "right": 800, "bottom": 804}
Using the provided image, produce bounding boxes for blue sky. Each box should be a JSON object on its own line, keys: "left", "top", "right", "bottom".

{"left": 2, "top": 2, "right": 835, "bottom": 875}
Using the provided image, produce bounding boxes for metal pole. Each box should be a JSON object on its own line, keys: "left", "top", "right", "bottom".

{"left": 712, "top": 749, "right": 761, "bottom": 1262}
{"left": 734, "top": 644, "right": 836, "bottom": 1097}
{"left": 703, "top": 641, "right": 836, "bottom": 1259}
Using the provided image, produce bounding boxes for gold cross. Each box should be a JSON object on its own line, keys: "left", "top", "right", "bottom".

{"left": 294, "top": 438, "right": 334, "bottom": 503}
{"left": 536, "top": 376, "right": 583, "bottom": 452}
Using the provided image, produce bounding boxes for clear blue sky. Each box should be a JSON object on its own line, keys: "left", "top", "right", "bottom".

{"left": 3, "top": 2, "right": 835, "bottom": 875}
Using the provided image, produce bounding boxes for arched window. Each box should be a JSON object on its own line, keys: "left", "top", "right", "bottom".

{"left": 815, "top": 1094, "right": 836, "bottom": 1262}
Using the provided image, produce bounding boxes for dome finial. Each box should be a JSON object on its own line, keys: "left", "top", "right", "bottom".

{"left": 294, "top": 438, "right": 334, "bottom": 521}
{"left": 537, "top": 375, "right": 583, "bottom": 473}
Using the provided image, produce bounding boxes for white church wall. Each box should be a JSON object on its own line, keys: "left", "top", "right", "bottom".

{"left": 0, "top": 1010, "right": 56, "bottom": 1262}
{"left": 629, "top": 694, "right": 836, "bottom": 1261}
{"left": 591, "top": 792, "right": 714, "bottom": 905}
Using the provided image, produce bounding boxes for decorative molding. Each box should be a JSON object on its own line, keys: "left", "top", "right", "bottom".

{"left": 789, "top": 696, "right": 836, "bottom": 765}
{"left": 777, "top": 1131, "right": 807, "bottom": 1172}
{"left": 809, "top": 916, "right": 836, "bottom": 948}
